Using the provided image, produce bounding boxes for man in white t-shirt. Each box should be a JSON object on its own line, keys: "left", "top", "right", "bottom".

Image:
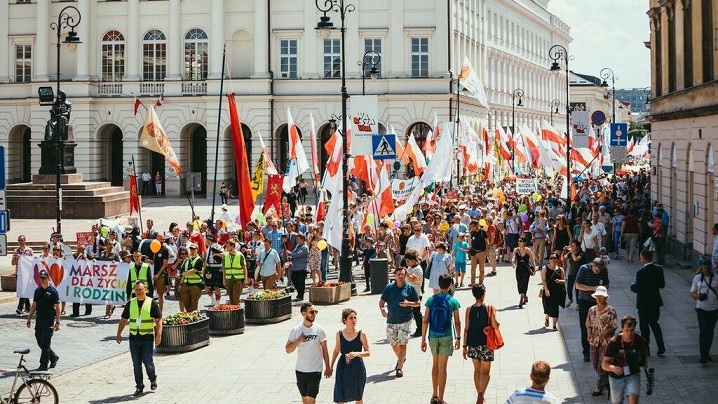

{"left": 285, "top": 303, "right": 331, "bottom": 404}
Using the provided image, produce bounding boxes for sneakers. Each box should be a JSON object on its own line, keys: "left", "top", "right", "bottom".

{"left": 150, "top": 381, "right": 157, "bottom": 391}
{"left": 133, "top": 387, "right": 144, "bottom": 396}
{"left": 16, "top": 309, "right": 22, "bottom": 315}
{"left": 49, "top": 356, "right": 59, "bottom": 369}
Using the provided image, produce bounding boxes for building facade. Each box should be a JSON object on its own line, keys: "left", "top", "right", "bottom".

{"left": 0, "top": 0, "right": 569, "bottom": 197}
{"left": 615, "top": 88, "right": 650, "bottom": 114}
{"left": 647, "top": 0, "right": 718, "bottom": 260}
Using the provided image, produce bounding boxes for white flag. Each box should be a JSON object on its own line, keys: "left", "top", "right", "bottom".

{"left": 459, "top": 56, "right": 490, "bottom": 110}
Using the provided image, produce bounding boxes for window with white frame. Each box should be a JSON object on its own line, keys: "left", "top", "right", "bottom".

{"left": 184, "top": 28, "right": 208, "bottom": 81}
{"left": 411, "top": 37, "right": 429, "bottom": 78}
{"left": 15, "top": 44, "right": 32, "bottom": 83}
{"left": 101, "top": 30, "right": 125, "bottom": 82}
{"left": 323, "top": 39, "right": 341, "bottom": 78}
{"left": 363, "top": 38, "right": 382, "bottom": 77}
{"left": 142, "top": 29, "right": 166, "bottom": 81}
{"left": 280, "top": 39, "right": 298, "bottom": 79}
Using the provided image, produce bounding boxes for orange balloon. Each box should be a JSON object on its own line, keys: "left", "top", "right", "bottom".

{"left": 150, "top": 239, "right": 161, "bottom": 253}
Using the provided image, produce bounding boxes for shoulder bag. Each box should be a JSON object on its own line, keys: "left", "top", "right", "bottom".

{"left": 484, "top": 305, "right": 504, "bottom": 350}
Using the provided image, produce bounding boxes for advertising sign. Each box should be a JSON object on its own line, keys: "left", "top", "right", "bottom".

{"left": 571, "top": 111, "right": 591, "bottom": 148}
{"left": 349, "top": 95, "right": 378, "bottom": 156}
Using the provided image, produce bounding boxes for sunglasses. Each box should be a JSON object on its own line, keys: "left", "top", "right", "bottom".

{"left": 549, "top": 257, "right": 558, "bottom": 260}
{"left": 308, "top": 310, "right": 319, "bottom": 315}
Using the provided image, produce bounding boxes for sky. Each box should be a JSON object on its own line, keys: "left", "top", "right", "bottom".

{"left": 547, "top": 0, "right": 651, "bottom": 89}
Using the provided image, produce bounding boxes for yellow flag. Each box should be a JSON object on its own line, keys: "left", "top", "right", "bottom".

{"left": 250, "top": 153, "right": 265, "bottom": 201}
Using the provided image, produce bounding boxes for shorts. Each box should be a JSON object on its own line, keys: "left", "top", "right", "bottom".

{"left": 609, "top": 373, "right": 640, "bottom": 403}
{"left": 455, "top": 261, "right": 466, "bottom": 274}
{"left": 386, "top": 320, "right": 412, "bottom": 346}
{"left": 295, "top": 371, "right": 321, "bottom": 398}
{"left": 467, "top": 345, "right": 494, "bottom": 362}
{"left": 429, "top": 335, "right": 455, "bottom": 356}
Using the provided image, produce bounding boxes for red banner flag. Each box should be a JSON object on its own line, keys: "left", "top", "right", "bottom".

{"left": 129, "top": 175, "right": 140, "bottom": 215}
{"left": 263, "top": 174, "right": 284, "bottom": 215}
{"left": 227, "top": 94, "right": 255, "bottom": 229}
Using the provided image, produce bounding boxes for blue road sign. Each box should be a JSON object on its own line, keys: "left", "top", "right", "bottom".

{"left": 0, "top": 211, "right": 7, "bottom": 234}
{"left": 372, "top": 134, "right": 396, "bottom": 160}
{"left": 0, "top": 146, "right": 5, "bottom": 190}
{"left": 610, "top": 123, "right": 628, "bottom": 146}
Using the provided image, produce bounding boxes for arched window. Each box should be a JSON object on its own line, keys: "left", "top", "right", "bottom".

{"left": 101, "top": 30, "right": 125, "bottom": 82}
{"left": 184, "top": 28, "right": 208, "bottom": 81}
{"left": 143, "top": 30, "right": 166, "bottom": 81}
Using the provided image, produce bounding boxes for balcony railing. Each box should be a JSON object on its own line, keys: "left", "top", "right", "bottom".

{"left": 97, "top": 82, "right": 123, "bottom": 96}
{"left": 182, "top": 81, "right": 207, "bottom": 96}
{"left": 140, "top": 82, "right": 164, "bottom": 96}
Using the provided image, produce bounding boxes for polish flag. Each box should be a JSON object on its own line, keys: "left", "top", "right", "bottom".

{"left": 495, "top": 126, "right": 512, "bottom": 161}
{"left": 309, "top": 112, "right": 320, "bottom": 187}
{"left": 283, "top": 109, "right": 310, "bottom": 192}
{"left": 405, "top": 134, "right": 427, "bottom": 176}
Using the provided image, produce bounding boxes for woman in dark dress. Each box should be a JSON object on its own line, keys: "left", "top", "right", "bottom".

{"left": 512, "top": 236, "right": 536, "bottom": 309}
{"left": 541, "top": 253, "right": 567, "bottom": 330}
{"left": 551, "top": 214, "right": 572, "bottom": 262}
{"left": 330, "top": 308, "right": 370, "bottom": 404}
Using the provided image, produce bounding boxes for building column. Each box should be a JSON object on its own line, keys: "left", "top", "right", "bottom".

{"left": 209, "top": 0, "right": 224, "bottom": 79}
{"left": 167, "top": 0, "right": 181, "bottom": 80}
{"left": 36, "top": 0, "right": 50, "bottom": 81}
{"left": 251, "top": 0, "right": 269, "bottom": 78}
{"left": 389, "top": 0, "right": 404, "bottom": 77}
{"left": 302, "top": 4, "right": 318, "bottom": 79}
{"left": 75, "top": 0, "right": 91, "bottom": 80}
{"left": 0, "top": 0, "right": 9, "bottom": 82}
{"left": 125, "top": 0, "right": 140, "bottom": 80}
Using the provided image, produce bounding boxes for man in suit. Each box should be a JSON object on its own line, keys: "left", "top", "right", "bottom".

{"left": 631, "top": 249, "right": 666, "bottom": 355}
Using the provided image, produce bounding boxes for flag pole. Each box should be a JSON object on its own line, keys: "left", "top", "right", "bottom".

{"left": 131, "top": 154, "right": 144, "bottom": 237}
{"left": 209, "top": 44, "right": 227, "bottom": 231}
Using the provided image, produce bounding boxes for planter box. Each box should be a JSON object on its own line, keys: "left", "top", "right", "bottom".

{"left": 1, "top": 275, "right": 17, "bottom": 292}
{"left": 156, "top": 317, "right": 210, "bottom": 353}
{"left": 205, "top": 307, "right": 245, "bottom": 335}
{"left": 309, "top": 283, "right": 351, "bottom": 305}
{"left": 244, "top": 295, "right": 292, "bottom": 324}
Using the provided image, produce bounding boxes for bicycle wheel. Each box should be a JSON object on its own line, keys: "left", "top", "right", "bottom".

{"left": 14, "top": 379, "right": 58, "bottom": 404}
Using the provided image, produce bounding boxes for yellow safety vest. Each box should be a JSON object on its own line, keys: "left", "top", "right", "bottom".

{"left": 129, "top": 264, "right": 149, "bottom": 284}
{"left": 183, "top": 257, "right": 202, "bottom": 284}
{"left": 224, "top": 252, "right": 245, "bottom": 279}
{"left": 128, "top": 297, "right": 154, "bottom": 336}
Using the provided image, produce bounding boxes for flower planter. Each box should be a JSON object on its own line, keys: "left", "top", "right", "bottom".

{"left": 309, "top": 283, "right": 351, "bottom": 305}
{"left": 244, "top": 295, "right": 292, "bottom": 324}
{"left": 1, "top": 275, "right": 17, "bottom": 292}
{"left": 205, "top": 307, "right": 245, "bottom": 335}
{"left": 156, "top": 318, "right": 210, "bottom": 353}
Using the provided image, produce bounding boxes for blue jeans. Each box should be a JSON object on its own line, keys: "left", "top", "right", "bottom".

{"left": 613, "top": 232, "right": 621, "bottom": 255}
{"left": 321, "top": 249, "right": 328, "bottom": 282}
{"left": 129, "top": 339, "right": 157, "bottom": 389}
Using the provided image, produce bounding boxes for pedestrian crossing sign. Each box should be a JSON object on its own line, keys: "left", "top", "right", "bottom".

{"left": 372, "top": 134, "right": 396, "bottom": 160}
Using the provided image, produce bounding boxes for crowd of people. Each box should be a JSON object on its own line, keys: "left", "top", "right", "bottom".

{"left": 14, "top": 167, "right": 718, "bottom": 403}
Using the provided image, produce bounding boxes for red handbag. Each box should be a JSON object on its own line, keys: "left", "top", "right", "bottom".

{"left": 483, "top": 305, "right": 504, "bottom": 350}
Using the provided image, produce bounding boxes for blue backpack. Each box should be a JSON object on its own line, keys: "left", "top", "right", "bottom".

{"left": 429, "top": 294, "right": 452, "bottom": 336}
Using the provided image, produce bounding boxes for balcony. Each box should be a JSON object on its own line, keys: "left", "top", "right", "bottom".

{"left": 182, "top": 81, "right": 207, "bottom": 96}
{"left": 140, "top": 82, "right": 164, "bottom": 96}
{"left": 97, "top": 82, "right": 123, "bottom": 97}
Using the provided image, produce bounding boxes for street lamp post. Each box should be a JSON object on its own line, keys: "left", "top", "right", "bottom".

{"left": 643, "top": 86, "right": 651, "bottom": 105}
{"left": 315, "top": 0, "right": 356, "bottom": 291}
{"left": 550, "top": 99, "right": 561, "bottom": 126}
{"left": 49, "top": 6, "right": 82, "bottom": 233}
{"left": 511, "top": 88, "right": 524, "bottom": 174}
{"left": 359, "top": 50, "right": 380, "bottom": 96}
{"left": 549, "top": 44, "right": 571, "bottom": 216}
{"left": 600, "top": 68, "right": 617, "bottom": 123}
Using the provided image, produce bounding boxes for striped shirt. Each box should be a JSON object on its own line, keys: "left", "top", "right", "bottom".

{"left": 575, "top": 264, "right": 610, "bottom": 303}
{"left": 506, "top": 387, "right": 559, "bottom": 404}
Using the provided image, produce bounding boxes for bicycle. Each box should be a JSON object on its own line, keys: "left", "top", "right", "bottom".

{"left": 0, "top": 349, "right": 58, "bottom": 404}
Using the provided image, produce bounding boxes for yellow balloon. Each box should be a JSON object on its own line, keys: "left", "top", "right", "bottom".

{"left": 483, "top": 225, "right": 489, "bottom": 231}
{"left": 479, "top": 219, "right": 486, "bottom": 227}
{"left": 150, "top": 239, "right": 161, "bottom": 253}
{"left": 420, "top": 189, "right": 425, "bottom": 196}
{"left": 439, "top": 222, "right": 450, "bottom": 232}
{"left": 317, "top": 240, "right": 328, "bottom": 251}
{"left": 499, "top": 196, "right": 506, "bottom": 204}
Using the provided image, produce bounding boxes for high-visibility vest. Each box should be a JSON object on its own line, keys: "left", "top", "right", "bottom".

{"left": 224, "top": 252, "right": 245, "bottom": 279}
{"left": 128, "top": 297, "right": 154, "bottom": 336}
{"left": 183, "top": 257, "right": 202, "bottom": 284}
{"left": 129, "top": 264, "right": 149, "bottom": 284}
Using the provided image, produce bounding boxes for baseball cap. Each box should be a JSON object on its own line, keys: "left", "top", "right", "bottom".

{"left": 39, "top": 270, "right": 50, "bottom": 279}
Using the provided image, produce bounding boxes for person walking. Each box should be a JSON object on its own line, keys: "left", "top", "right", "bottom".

{"left": 404, "top": 251, "right": 424, "bottom": 338}
{"left": 154, "top": 171, "right": 162, "bottom": 196}
{"left": 126, "top": 251, "right": 153, "bottom": 301}
{"left": 602, "top": 315, "right": 649, "bottom": 404}
{"left": 257, "top": 239, "right": 281, "bottom": 290}
{"left": 579, "top": 220, "right": 600, "bottom": 263}
{"left": 469, "top": 220, "right": 489, "bottom": 286}
{"left": 180, "top": 243, "right": 204, "bottom": 312}
{"left": 115, "top": 280, "right": 162, "bottom": 396}
{"left": 379, "top": 266, "right": 421, "bottom": 378}
{"left": 585, "top": 286, "right": 617, "bottom": 397}
{"left": 141, "top": 171, "right": 151, "bottom": 196}
{"left": 452, "top": 233, "right": 469, "bottom": 287}
{"left": 621, "top": 209, "right": 641, "bottom": 262}
{"left": 506, "top": 361, "right": 560, "bottom": 404}
{"left": 330, "top": 308, "right": 370, "bottom": 404}
{"left": 421, "top": 274, "right": 461, "bottom": 404}
{"left": 427, "top": 242, "right": 453, "bottom": 294}
{"left": 285, "top": 303, "right": 331, "bottom": 404}
{"left": 13, "top": 235, "right": 34, "bottom": 315}
{"left": 550, "top": 215, "right": 572, "bottom": 263}
{"left": 576, "top": 258, "right": 610, "bottom": 362}
{"left": 631, "top": 249, "right": 666, "bottom": 356}
{"left": 690, "top": 258, "right": 718, "bottom": 364}
{"left": 289, "top": 234, "right": 310, "bottom": 301}
{"left": 651, "top": 213, "right": 667, "bottom": 266}
{"left": 25, "top": 270, "right": 61, "bottom": 371}
{"left": 512, "top": 236, "right": 536, "bottom": 309}
{"left": 203, "top": 234, "right": 225, "bottom": 307}
{"left": 565, "top": 240, "right": 584, "bottom": 309}
{"left": 540, "top": 253, "right": 566, "bottom": 330}
{"left": 462, "top": 284, "right": 498, "bottom": 404}
{"left": 530, "top": 209, "right": 549, "bottom": 267}
{"left": 222, "top": 240, "right": 248, "bottom": 305}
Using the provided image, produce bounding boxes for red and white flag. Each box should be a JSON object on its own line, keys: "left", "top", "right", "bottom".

{"left": 257, "top": 131, "right": 278, "bottom": 175}
{"left": 309, "top": 112, "right": 320, "bottom": 187}
{"left": 405, "top": 133, "right": 427, "bottom": 176}
{"left": 283, "top": 109, "right": 310, "bottom": 192}
{"left": 227, "top": 94, "right": 255, "bottom": 229}
{"left": 133, "top": 98, "right": 143, "bottom": 116}
{"left": 155, "top": 93, "right": 165, "bottom": 108}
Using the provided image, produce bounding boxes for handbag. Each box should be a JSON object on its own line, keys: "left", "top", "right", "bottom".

{"left": 483, "top": 305, "right": 504, "bottom": 350}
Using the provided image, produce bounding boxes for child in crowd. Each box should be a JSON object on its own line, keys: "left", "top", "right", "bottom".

{"left": 452, "top": 233, "right": 469, "bottom": 287}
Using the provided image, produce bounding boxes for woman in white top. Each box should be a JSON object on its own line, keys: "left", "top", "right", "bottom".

{"left": 690, "top": 259, "right": 718, "bottom": 364}
{"left": 579, "top": 220, "right": 599, "bottom": 263}
{"left": 428, "top": 242, "right": 453, "bottom": 293}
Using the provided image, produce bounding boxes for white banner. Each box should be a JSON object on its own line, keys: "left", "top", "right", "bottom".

{"left": 571, "top": 111, "right": 591, "bottom": 149}
{"left": 516, "top": 178, "right": 535, "bottom": 195}
{"left": 392, "top": 178, "right": 419, "bottom": 202}
{"left": 16, "top": 256, "right": 134, "bottom": 305}
{"left": 349, "top": 95, "right": 378, "bottom": 156}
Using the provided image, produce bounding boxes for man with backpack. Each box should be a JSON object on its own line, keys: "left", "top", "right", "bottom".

{"left": 421, "top": 273, "right": 462, "bottom": 404}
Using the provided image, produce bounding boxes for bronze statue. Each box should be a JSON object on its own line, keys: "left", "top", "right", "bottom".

{"left": 44, "top": 90, "right": 72, "bottom": 141}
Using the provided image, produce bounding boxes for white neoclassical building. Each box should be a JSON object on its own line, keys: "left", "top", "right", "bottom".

{"left": 0, "top": 0, "right": 570, "bottom": 197}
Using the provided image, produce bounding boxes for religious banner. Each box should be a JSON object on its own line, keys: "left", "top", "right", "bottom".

{"left": 16, "top": 256, "right": 132, "bottom": 305}
{"left": 516, "top": 178, "right": 535, "bottom": 195}
{"left": 571, "top": 110, "right": 591, "bottom": 149}
{"left": 129, "top": 174, "right": 140, "bottom": 215}
{"left": 250, "top": 152, "right": 265, "bottom": 202}
{"left": 76, "top": 232, "right": 94, "bottom": 247}
{"left": 139, "top": 106, "right": 182, "bottom": 174}
{"left": 391, "top": 178, "right": 419, "bottom": 202}
{"left": 263, "top": 174, "right": 284, "bottom": 215}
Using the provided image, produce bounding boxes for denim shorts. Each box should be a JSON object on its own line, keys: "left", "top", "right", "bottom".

{"left": 609, "top": 372, "right": 640, "bottom": 403}
{"left": 455, "top": 261, "right": 466, "bottom": 273}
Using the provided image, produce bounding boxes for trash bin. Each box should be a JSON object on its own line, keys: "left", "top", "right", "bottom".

{"left": 369, "top": 258, "right": 389, "bottom": 294}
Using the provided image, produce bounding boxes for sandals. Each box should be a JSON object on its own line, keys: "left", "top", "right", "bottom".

{"left": 396, "top": 368, "right": 403, "bottom": 378}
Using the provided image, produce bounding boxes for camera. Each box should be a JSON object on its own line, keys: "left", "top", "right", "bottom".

{"left": 698, "top": 293, "right": 708, "bottom": 301}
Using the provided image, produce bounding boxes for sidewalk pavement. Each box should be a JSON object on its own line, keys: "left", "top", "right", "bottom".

{"left": 0, "top": 254, "right": 712, "bottom": 403}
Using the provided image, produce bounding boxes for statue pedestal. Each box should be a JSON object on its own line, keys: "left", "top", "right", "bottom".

{"left": 39, "top": 141, "right": 78, "bottom": 174}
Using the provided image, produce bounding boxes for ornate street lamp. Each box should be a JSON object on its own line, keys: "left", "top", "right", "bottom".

{"left": 549, "top": 44, "right": 571, "bottom": 215}
{"left": 358, "top": 50, "right": 380, "bottom": 95}
{"left": 600, "top": 67, "right": 617, "bottom": 123}
{"left": 511, "top": 88, "right": 524, "bottom": 173}
{"left": 550, "top": 99, "right": 561, "bottom": 126}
